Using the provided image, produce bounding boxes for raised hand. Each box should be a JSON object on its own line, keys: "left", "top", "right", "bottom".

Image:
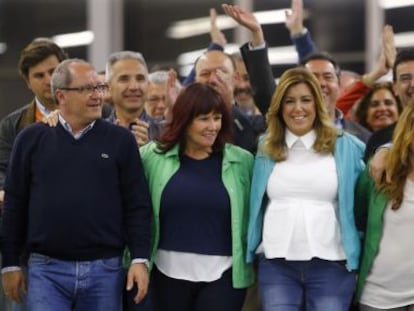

{"left": 363, "top": 25, "right": 396, "bottom": 86}
{"left": 285, "top": 0, "right": 305, "bottom": 36}
{"left": 164, "top": 69, "right": 180, "bottom": 122}
{"left": 383, "top": 25, "right": 396, "bottom": 69}
{"left": 210, "top": 8, "right": 227, "bottom": 47}
{"left": 222, "top": 4, "right": 264, "bottom": 46}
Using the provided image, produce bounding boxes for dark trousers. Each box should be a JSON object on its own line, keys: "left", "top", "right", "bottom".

{"left": 151, "top": 265, "right": 246, "bottom": 311}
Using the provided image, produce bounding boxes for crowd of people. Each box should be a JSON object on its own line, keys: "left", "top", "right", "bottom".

{"left": 1, "top": 0, "right": 414, "bottom": 310}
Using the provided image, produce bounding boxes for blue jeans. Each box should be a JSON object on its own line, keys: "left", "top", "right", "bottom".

{"left": 27, "top": 253, "right": 124, "bottom": 311}
{"left": 258, "top": 257, "right": 356, "bottom": 311}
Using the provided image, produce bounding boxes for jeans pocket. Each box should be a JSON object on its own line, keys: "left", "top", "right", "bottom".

{"left": 328, "top": 260, "right": 349, "bottom": 271}
{"left": 100, "top": 256, "right": 122, "bottom": 271}
{"left": 28, "top": 253, "right": 52, "bottom": 265}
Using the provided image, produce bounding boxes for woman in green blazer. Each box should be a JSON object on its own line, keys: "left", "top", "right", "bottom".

{"left": 140, "top": 83, "right": 254, "bottom": 311}
{"left": 355, "top": 104, "right": 414, "bottom": 311}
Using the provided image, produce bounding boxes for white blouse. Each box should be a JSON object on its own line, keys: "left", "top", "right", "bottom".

{"left": 262, "top": 129, "right": 345, "bottom": 261}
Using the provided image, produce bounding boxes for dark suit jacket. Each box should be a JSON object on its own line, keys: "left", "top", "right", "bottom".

{"left": 232, "top": 105, "right": 263, "bottom": 154}
{"left": 363, "top": 123, "right": 396, "bottom": 162}
{"left": 342, "top": 118, "right": 372, "bottom": 144}
{"left": 0, "top": 100, "right": 37, "bottom": 189}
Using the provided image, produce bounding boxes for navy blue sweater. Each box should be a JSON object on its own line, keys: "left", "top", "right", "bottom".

{"left": 1, "top": 120, "right": 152, "bottom": 267}
{"left": 159, "top": 154, "right": 232, "bottom": 255}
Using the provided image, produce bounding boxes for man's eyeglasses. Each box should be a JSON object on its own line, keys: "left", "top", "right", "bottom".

{"left": 398, "top": 74, "right": 414, "bottom": 84}
{"left": 59, "top": 83, "right": 109, "bottom": 96}
{"left": 147, "top": 95, "right": 166, "bottom": 103}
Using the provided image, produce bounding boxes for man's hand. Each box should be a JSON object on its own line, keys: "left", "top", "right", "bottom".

{"left": 164, "top": 69, "right": 180, "bottom": 122}
{"left": 210, "top": 8, "right": 227, "bottom": 47}
{"left": 2, "top": 270, "right": 26, "bottom": 303}
{"left": 130, "top": 120, "right": 150, "bottom": 147}
{"left": 222, "top": 4, "right": 264, "bottom": 47}
{"left": 383, "top": 24, "right": 396, "bottom": 69}
{"left": 126, "top": 263, "right": 149, "bottom": 304}
{"left": 209, "top": 69, "right": 234, "bottom": 107}
{"left": 285, "top": 0, "right": 305, "bottom": 36}
{"left": 369, "top": 147, "right": 390, "bottom": 185}
{"left": 363, "top": 25, "right": 396, "bottom": 86}
{"left": 0, "top": 190, "right": 4, "bottom": 210}
{"left": 116, "top": 119, "right": 149, "bottom": 146}
{"left": 41, "top": 110, "right": 60, "bottom": 127}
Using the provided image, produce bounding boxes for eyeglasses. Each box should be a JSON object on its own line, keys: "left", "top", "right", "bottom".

{"left": 147, "top": 95, "right": 166, "bottom": 103}
{"left": 59, "top": 83, "right": 109, "bottom": 96}
{"left": 398, "top": 73, "right": 414, "bottom": 84}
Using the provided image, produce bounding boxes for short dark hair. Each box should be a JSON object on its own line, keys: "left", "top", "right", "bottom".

{"left": 18, "top": 39, "right": 68, "bottom": 78}
{"left": 157, "top": 83, "right": 233, "bottom": 154}
{"left": 301, "top": 51, "right": 341, "bottom": 80}
{"left": 392, "top": 48, "right": 414, "bottom": 82}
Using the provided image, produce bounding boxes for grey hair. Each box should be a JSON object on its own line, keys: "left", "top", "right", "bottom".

{"left": 105, "top": 51, "right": 147, "bottom": 82}
{"left": 50, "top": 58, "right": 90, "bottom": 103}
{"left": 148, "top": 70, "right": 181, "bottom": 90}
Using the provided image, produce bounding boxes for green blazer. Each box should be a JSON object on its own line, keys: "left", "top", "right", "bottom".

{"left": 354, "top": 167, "right": 388, "bottom": 301}
{"left": 140, "top": 142, "right": 255, "bottom": 289}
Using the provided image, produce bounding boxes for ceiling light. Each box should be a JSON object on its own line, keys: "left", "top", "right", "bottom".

{"left": 394, "top": 31, "right": 414, "bottom": 47}
{"left": 379, "top": 0, "right": 414, "bottom": 9}
{"left": 52, "top": 31, "right": 94, "bottom": 48}
{"left": 0, "top": 42, "right": 7, "bottom": 54}
{"left": 177, "top": 44, "right": 298, "bottom": 76}
{"left": 167, "top": 9, "right": 290, "bottom": 39}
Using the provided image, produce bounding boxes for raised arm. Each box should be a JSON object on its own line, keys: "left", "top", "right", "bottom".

{"left": 337, "top": 25, "right": 396, "bottom": 116}
{"left": 285, "top": 0, "right": 317, "bottom": 62}
{"left": 182, "top": 8, "right": 227, "bottom": 86}
{"left": 223, "top": 4, "right": 274, "bottom": 116}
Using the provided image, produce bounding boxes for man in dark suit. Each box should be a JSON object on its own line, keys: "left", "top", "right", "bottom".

{"left": 0, "top": 39, "right": 67, "bottom": 208}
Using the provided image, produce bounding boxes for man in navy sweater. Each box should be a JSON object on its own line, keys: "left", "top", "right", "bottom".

{"left": 0, "top": 59, "right": 152, "bottom": 311}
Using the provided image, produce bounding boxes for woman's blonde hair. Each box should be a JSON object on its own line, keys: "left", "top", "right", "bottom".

{"left": 263, "top": 67, "right": 337, "bottom": 161}
{"left": 380, "top": 104, "right": 414, "bottom": 209}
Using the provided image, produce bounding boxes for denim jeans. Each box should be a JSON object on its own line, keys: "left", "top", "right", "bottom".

{"left": 27, "top": 253, "right": 124, "bottom": 311}
{"left": 360, "top": 304, "right": 414, "bottom": 311}
{"left": 258, "top": 256, "right": 356, "bottom": 311}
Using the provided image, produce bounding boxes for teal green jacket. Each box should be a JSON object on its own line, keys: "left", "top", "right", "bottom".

{"left": 140, "top": 142, "right": 255, "bottom": 289}
{"left": 354, "top": 167, "right": 388, "bottom": 301}
{"left": 247, "top": 131, "right": 366, "bottom": 270}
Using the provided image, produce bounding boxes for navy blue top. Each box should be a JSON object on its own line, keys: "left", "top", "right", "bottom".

{"left": 159, "top": 153, "right": 232, "bottom": 256}
{"left": 1, "top": 119, "right": 152, "bottom": 267}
